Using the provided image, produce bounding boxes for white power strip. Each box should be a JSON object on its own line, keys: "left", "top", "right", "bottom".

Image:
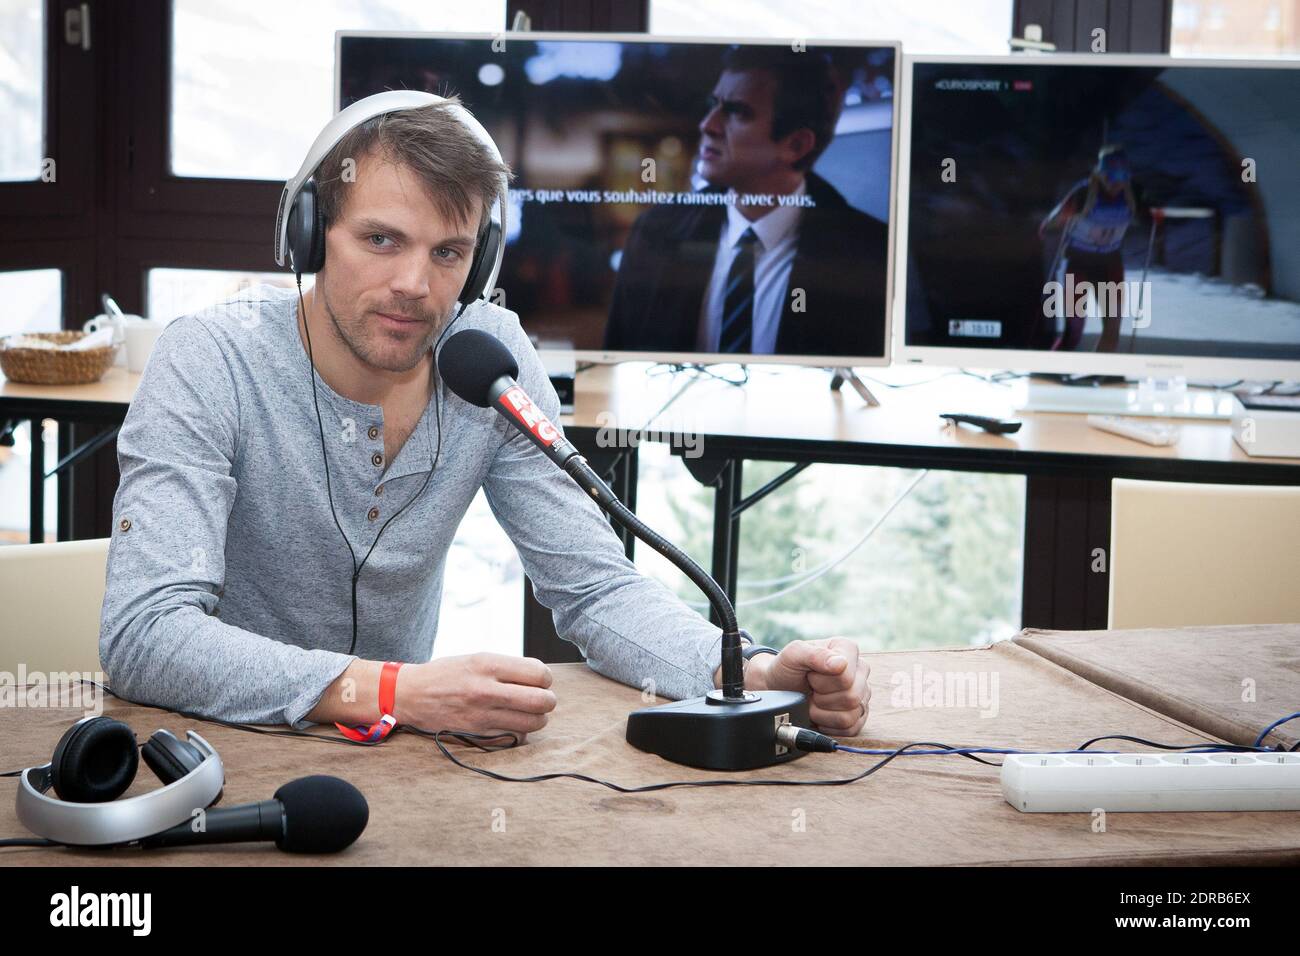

{"left": 1002, "top": 752, "right": 1300, "bottom": 812}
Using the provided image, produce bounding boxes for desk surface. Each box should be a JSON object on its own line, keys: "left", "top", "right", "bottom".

{"left": 1016, "top": 623, "right": 1300, "bottom": 750}
{"left": 568, "top": 363, "right": 1300, "bottom": 471}
{"left": 4, "top": 633, "right": 1298, "bottom": 866}
{"left": 0, "top": 366, "right": 140, "bottom": 415}
{"left": 4, "top": 362, "right": 1296, "bottom": 473}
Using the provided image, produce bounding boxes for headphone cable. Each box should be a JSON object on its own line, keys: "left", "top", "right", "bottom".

{"left": 297, "top": 275, "right": 467, "bottom": 656}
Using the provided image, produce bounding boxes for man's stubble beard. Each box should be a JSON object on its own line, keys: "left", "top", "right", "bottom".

{"left": 319, "top": 279, "right": 454, "bottom": 374}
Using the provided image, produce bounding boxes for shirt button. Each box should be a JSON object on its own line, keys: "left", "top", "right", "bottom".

{"left": 118, "top": 517, "right": 132, "bottom": 532}
{"left": 368, "top": 425, "right": 380, "bottom": 440}
{"left": 371, "top": 452, "right": 383, "bottom": 467}
{"left": 367, "top": 507, "right": 380, "bottom": 521}
{"left": 374, "top": 484, "right": 384, "bottom": 497}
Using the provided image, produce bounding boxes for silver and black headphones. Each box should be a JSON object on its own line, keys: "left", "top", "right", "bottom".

{"left": 274, "top": 88, "right": 509, "bottom": 299}
{"left": 15, "top": 716, "right": 225, "bottom": 847}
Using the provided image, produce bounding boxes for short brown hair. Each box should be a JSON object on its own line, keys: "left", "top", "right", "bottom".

{"left": 720, "top": 46, "right": 842, "bottom": 172}
{"left": 315, "top": 94, "right": 512, "bottom": 238}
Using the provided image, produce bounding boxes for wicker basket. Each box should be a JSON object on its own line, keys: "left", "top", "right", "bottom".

{"left": 0, "top": 331, "right": 119, "bottom": 385}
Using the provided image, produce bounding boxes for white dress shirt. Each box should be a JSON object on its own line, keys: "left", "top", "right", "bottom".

{"left": 696, "top": 179, "right": 806, "bottom": 354}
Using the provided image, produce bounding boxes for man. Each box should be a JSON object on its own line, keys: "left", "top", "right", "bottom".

{"left": 603, "top": 46, "right": 889, "bottom": 358}
{"left": 99, "top": 98, "right": 871, "bottom": 740}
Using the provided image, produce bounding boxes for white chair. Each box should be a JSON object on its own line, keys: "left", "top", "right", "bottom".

{"left": 0, "top": 537, "right": 110, "bottom": 673}
{"left": 1108, "top": 479, "right": 1300, "bottom": 629}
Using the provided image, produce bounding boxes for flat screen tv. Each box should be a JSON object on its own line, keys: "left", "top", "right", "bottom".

{"left": 337, "top": 31, "right": 901, "bottom": 367}
{"left": 896, "top": 53, "right": 1300, "bottom": 383}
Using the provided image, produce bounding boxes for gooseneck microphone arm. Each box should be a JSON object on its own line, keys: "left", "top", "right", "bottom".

{"left": 565, "top": 451, "right": 746, "bottom": 699}
{"left": 439, "top": 331, "right": 814, "bottom": 769}
{"left": 461, "top": 357, "right": 747, "bottom": 701}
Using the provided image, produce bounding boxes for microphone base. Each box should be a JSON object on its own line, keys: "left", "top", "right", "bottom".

{"left": 625, "top": 690, "right": 811, "bottom": 770}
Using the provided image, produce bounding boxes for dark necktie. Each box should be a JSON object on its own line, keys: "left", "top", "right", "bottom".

{"left": 718, "top": 227, "right": 758, "bottom": 354}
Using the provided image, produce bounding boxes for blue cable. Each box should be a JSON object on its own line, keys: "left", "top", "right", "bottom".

{"left": 829, "top": 712, "right": 1300, "bottom": 760}
{"left": 1253, "top": 711, "right": 1300, "bottom": 749}
{"left": 833, "top": 745, "right": 1245, "bottom": 757}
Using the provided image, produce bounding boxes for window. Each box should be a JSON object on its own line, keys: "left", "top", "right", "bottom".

{"left": 169, "top": 0, "right": 508, "bottom": 180}
{"left": 0, "top": 0, "right": 44, "bottom": 181}
{"left": 1172, "top": 0, "right": 1300, "bottom": 56}
{"left": 0, "top": 268, "right": 63, "bottom": 544}
{"left": 633, "top": 442, "right": 1026, "bottom": 651}
{"left": 0, "top": 267, "right": 61, "bottom": 336}
{"left": 435, "top": 490, "right": 524, "bottom": 657}
{"left": 651, "top": 0, "right": 1015, "bottom": 54}
{"left": 147, "top": 267, "right": 306, "bottom": 323}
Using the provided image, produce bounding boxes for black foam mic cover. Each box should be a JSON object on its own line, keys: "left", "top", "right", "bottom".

{"left": 273, "top": 775, "right": 369, "bottom": 853}
{"left": 438, "top": 329, "right": 520, "bottom": 407}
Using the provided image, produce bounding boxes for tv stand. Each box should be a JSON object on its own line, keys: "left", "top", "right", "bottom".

{"left": 1033, "top": 373, "right": 1127, "bottom": 388}
{"left": 1019, "top": 376, "right": 1235, "bottom": 420}
{"left": 829, "top": 367, "right": 881, "bottom": 407}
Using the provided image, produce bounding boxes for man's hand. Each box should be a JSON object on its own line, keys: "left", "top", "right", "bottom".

{"left": 393, "top": 653, "right": 557, "bottom": 742}
{"left": 747, "top": 638, "right": 870, "bottom": 737}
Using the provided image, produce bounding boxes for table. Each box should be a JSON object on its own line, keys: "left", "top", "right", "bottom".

{"left": 559, "top": 363, "right": 1300, "bottom": 636}
{"left": 0, "top": 367, "right": 139, "bottom": 543}
{"left": 5, "top": 363, "right": 1298, "bottom": 635}
{"left": 5, "top": 632, "right": 1298, "bottom": 866}
{"left": 1014, "top": 623, "right": 1300, "bottom": 750}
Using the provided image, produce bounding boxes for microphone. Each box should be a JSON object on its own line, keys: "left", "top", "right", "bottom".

{"left": 440, "top": 329, "right": 742, "bottom": 685}
{"left": 139, "top": 775, "right": 368, "bottom": 853}
{"left": 438, "top": 329, "right": 812, "bottom": 770}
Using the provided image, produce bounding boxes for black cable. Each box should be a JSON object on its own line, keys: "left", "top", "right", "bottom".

{"left": 1187, "top": 378, "right": 1244, "bottom": 391}
{"left": 410, "top": 730, "right": 996, "bottom": 791}
{"left": 646, "top": 361, "right": 748, "bottom": 387}
{"left": 297, "top": 276, "right": 466, "bottom": 656}
{"left": 1074, "top": 733, "right": 1268, "bottom": 754}
{"left": 2, "top": 680, "right": 1289, "bottom": 801}
{"left": 691, "top": 363, "right": 749, "bottom": 387}
{"left": 0, "top": 838, "right": 58, "bottom": 848}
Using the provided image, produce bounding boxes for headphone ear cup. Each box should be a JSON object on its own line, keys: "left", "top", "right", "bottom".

{"left": 50, "top": 717, "right": 139, "bottom": 803}
{"left": 141, "top": 729, "right": 205, "bottom": 786}
{"left": 458, "top": 216, "right": 501, "bottom": 307}
{"left": 287, "top": 178, "right": 327, "bottom": 275}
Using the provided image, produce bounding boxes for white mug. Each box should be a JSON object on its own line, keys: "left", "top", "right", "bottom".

{"left": 124, "top": 320, "right": 165, "bottom": 373}
{"left": 83, "top": 312, "right": 136, "bottom": 367}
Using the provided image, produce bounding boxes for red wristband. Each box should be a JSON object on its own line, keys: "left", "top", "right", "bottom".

{"left": 336, "top": 661, "right": 403, "bottom": 743}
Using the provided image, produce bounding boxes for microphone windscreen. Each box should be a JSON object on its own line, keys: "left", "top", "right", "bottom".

{"left": 438, "top": 329, "right": 519, "bottom": 407}
{"left": 274, "top": 775, "right": 368, "bottom": 853}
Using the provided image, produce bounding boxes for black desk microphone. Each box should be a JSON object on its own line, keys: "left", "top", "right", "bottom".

{"left": 437, "top": 329, "right": 810, "bottom": 770}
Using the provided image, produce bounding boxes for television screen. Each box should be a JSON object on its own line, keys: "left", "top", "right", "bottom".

{"left": 338, "top": 33, "right": 899, "bottom": 365}
{"left": 900, "top": 56, "right": 1300, "bottom": 377}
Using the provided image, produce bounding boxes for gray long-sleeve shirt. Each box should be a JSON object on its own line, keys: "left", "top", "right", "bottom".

{"left": 99, "top": 284, "right": 726, "bottom": 728}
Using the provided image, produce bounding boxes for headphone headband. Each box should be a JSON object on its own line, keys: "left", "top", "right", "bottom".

{"left": 274, "top": 90, "right": 508, "bottom": 299}
{"left": 16, "top": 725, "right": 225, "bottom": 847}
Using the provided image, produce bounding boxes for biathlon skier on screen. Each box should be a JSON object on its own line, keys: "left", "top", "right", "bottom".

{"left": 1037, "top": 145, "right": 1160, "bottom": 353}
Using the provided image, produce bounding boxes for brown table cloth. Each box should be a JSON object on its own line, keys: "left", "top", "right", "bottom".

{"left": 1014, "top": 624, "right": 1300, "bottom": 751}
{"left": 4, "top": 642, "right": 1299, "bottom": 866}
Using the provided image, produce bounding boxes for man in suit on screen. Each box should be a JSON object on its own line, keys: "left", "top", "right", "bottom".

{"left": 603, "top": 46, "right": 889, "bottom": 358}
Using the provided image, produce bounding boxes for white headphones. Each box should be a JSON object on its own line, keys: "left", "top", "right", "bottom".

{"left": 273, "top": 90, "right": 508, "bottom": 306}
